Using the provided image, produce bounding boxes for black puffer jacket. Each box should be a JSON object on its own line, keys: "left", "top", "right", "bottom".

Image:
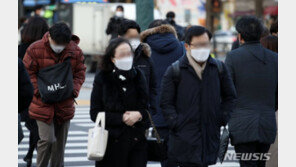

{"left": 133, "top": 43, "right": 157, "bottom": 115}
{"left": 90, "top": 67, "right": 149, "bottom": 140}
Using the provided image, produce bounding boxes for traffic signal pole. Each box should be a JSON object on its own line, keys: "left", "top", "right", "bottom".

{"left": 135, "top": 0, "right": 154, "bottom": 31}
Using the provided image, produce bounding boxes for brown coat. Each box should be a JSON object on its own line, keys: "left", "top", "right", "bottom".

{"left": 23, "top": 32, "right": 86, "bottom": 124}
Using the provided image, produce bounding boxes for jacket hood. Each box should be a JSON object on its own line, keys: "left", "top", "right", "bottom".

{"left": 141, "top": 43, "right": 151, "bottom": 57}
{"left": 42, "top": 32, "right": 80, "bottom": 45}
{"left": 140, "top": 25, "right": 180, "bottom": 54}
{"left": 140, "top": 24, "right": 177, "bottom": 42}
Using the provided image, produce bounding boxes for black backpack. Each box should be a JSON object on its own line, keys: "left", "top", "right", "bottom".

{"left": 171, "top": 58, "right": 224, "bottom": 85}
{"left": 37, "top": 57, "right": 74, "bottom": 104}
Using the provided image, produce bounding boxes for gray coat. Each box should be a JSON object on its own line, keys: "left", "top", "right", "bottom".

{"left": 225, "top": 41, "right": 278, "bottom": 145}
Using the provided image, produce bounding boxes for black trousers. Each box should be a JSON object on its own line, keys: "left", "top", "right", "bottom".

{"left": 234, "top": 142, "right": 271, "bottom": 167}
{"left": 95, "top": 135, "right": 147, "bottom": 167}
{"left": 157, "top": 127, "right": 178, "bottom": 167}
{"left": 24, "top": 116, "right": 39, "bottom": 160}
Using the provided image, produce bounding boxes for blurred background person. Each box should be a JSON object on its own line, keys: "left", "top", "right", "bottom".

{"left": 261, "top": 35, "right": 278, "bottom": 53}
{"left": 225, "top": 16, "right": 278, "bottom": 167}
{"left": 165, "top": 11, "right": 185, "bottom": 41}
{"left": 19, "top": 16, "right": 49, "bottom": 60}
{"left": 270, "top": 20, "right": 278, "bottom": 36}
{"left": 140, "top": 19, "right": 185, "bottom": 167}
{"left": 106, "top": 5, "right": 126, "bottom": 39}
{"left": 18, "top": 16, "right": 48, "bottom": 167}
{"left": 261, "top": 34, "right": 278, "bottom": 167}
{"left": 90, "top": 38, "right": 149, "bottom": 167}
{"left": 32, "top": 5, "right": 45, "bottom": 17}
{"left": 118, "top": 19, "right": 158, "bottom": 118}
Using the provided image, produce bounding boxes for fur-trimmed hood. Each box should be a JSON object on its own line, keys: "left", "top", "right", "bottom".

{"left": 140, "top": 24, "right": 178, "bottom": 42}
{"left": 140, "top": 43, "right": 151, "bottom": 57}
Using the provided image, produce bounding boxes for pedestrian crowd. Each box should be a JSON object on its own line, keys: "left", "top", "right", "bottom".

{"left": 18, "top": 5, "right": 278, "bottom": 167}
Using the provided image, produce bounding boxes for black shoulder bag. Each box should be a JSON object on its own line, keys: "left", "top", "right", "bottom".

{"left": 37, "top": 57, "right": 74, "bottom": 104}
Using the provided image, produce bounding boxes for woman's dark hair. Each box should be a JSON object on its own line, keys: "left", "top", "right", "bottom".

{"left": 148, "top": 19, "right": 169, "bottom": 29}
{"left": 21, "top": 16, "right": 48, "bottom": 44}
{"left": 235, "top": 16, "right": 264, "bottom": 42}
{"left": 260, "top": 35, "right": 278, "bottom": 53}
{"left": 101, "top": 38, "right": 132, "bottom": 72}
{"left": 49, "top": 22, "right": 72, "bottom": 44}
{"left": 118, "top": 19, "right": 141, "bottom": 36}
{"left": 270, "top": 19, "right": 278, "bottom": 35}
{"left": 184, "top": 26, "right": 212, "bottom": 44}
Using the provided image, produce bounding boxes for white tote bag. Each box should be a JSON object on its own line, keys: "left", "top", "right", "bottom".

{"left": 87, "top": 112, "right": 108, "bottom": 161}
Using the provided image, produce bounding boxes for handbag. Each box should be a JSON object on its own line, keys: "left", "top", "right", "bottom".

{"left": 218, "top": 126, "right": 230, "bottom": 163}
{"left": 87, "top": 112, "right": 108, "bottom": 161}
{"left": 146, "top": 110, "right": 167, "bottom": 161}
{"left": 37, "top": 57, "right": 73, "bottom": 104}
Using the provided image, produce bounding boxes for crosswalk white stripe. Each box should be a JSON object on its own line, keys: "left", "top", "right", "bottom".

{"left": 21, "top": 136, "right": 88, "bottom": 142}
{"left": 22, "top": 131, "right": 87, "bottom": 136}
{"left": 73, "top": 115, "right": 91, "bottom": 118}
{"left": 71, "top": 119, "right": 93, "bottom": 123}
{"left": 18, "top": 149, "right": 87, "bottom": 155}
{"left": 18, "top": 157, "right": 90, "bottom": 164}
{"left": 75, "top": 123, "right": 95, "bottom": 127}
{"left": 19, "top": 142, "right": 88, "bottom": 149}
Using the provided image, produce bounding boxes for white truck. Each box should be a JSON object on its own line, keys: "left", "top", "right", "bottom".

{"left": 58, "top": 3, "right": 136, "bottom": 72}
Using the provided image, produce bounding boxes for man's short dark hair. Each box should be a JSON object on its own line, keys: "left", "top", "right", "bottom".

{"left": 35, "top": 5, "right": 43, "bottom": 11}
{"left": 49, "top": 22, "right": 72, "bottom": 44}
{"left": 270, "top": 19, "right": 278, "bottom": 34}
{"left": 118, "top": 19, "right": 141, "bottom": 36}
{"left": 184, "top": 26, "right": 212, "bottom": 44}
{"left": 148, "top": 19, "right": 169, "bottom": 29}
{"left": 116, "top": 5, "right": 124, "bottom": 11}
{"left": 235, "top": 16, "right": 264, "bottom": 42}
{"left": 166, "top": 11, "right": 175, "bottom": 19}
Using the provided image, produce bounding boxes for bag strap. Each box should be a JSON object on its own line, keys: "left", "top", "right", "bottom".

{"left": 212, "top": 58, "right": 223, "bottom": 75}
{"left": 172, "top": 60, "right": 180, "bottom": 85}
{"left": 146, "top": 110, "right": 162, "bottom": 144}
{"left": 95, "top": 112, "right": 105, "bottom": 129}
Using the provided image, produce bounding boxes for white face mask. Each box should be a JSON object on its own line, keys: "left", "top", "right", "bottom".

{"left": 190, "top": 48, "right": 211, "bottom": 62}
{"left": 129, "top": 38, "right": 141, "bottom": 51}
{"left": 40, "top": 10, "right": 45, "bottom": 16}
{"left": 115, "top": 11, "right": 124, "bottom": 18}
{"left": 114, "top": 56, "right": 133, "bottom": 71}
{"left": 50, "top": 43, "right": 65, "bottom": 54}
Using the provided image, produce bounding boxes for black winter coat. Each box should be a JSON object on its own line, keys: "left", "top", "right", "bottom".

{"left": 106, "top": 16, "right": 126, "bottom": 39}
{"left": 18, "top": 43, "right": 31, "bottom": 60}
{"left": 160, "top": 55, "right": 237, "bottom": 166}
{"left": 90, "top": 67, "right": 149, "bottom": 140}
{"left": 133, "top": 43, "right": 157, "bottom": 115}
{"left": 18, "top": 58, "right": 34, "bottom": 113}
{"left": 225, "top": 41, "right": 278, "bottom": 145}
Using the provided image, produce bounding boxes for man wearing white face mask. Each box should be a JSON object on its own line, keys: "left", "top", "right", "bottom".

{"left": 160, "top": 26, "right": 237, "bottom": 167}
{"left": 118, "top": 19, "right": 158, "bottom": 118}
{"left": 23, "top": 23, "right": 86, "bottom": 167}
{"left": 106, "top": 5, "right": 126, "bottom": 39}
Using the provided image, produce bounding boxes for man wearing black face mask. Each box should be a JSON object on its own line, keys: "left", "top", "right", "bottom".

{"left": 23, "top": 22, "right": 86, "bottom": 167}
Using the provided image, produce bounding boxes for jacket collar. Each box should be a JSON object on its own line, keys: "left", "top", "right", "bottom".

{"left": 241, "top": 41, "right": 266, "bottom": 64}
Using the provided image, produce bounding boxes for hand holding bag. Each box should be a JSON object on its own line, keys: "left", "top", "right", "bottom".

{"left": 218, "top": 126, "right": 230, "bottom": 163}
{"left": 146, "top": 110, "right": 167, "bottom": 161}
{"left": 87, "top": 112, "right": 108, "bottom": 161}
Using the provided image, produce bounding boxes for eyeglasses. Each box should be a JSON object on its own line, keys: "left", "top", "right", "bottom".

{"left": 190, "top": 42, "right": 211, "bottom": 49}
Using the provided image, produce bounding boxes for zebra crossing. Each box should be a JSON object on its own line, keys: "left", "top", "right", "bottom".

{"left": 18, "top": 106, "right": 239, "bottom": 167}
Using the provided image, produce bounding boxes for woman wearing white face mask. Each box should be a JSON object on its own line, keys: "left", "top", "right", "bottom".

{"left": 90, "top": 38, "right": 150, "bottom": 167}
{"left": 106, "top": 5, "right": 126, "bottom": 39}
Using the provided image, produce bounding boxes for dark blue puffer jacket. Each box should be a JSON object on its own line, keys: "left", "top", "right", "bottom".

{"left": 141, "top": 24, "right": 185, "bottom": 127}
